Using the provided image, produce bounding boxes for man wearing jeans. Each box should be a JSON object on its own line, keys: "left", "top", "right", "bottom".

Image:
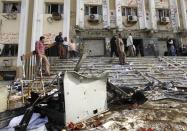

{"left": 35, "top": 36, "right": 50, "bottom": 76}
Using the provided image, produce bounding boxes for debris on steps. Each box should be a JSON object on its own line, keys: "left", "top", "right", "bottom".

{"left": 1, "top": 57, "right": 187, "bottom": 130}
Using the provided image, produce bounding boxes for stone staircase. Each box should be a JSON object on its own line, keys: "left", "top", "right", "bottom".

{"left": 44, "top": 56, "right": 187, "bottom": 89}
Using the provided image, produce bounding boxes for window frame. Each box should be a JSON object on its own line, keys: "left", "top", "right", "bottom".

{"left": 45, "top": 3, "right": 64, "bottom": 14}
{"left": 156, "top": 8, "right": 170, "bottom": 19}
{"left": 0, "top": 44, "right": 18, "bottom": 57}
{"left": 84, "top": 5, "right": 102, "bottom": 16}
{"left": 2, "top": 2, "right": 21, "bottom": 13}
{"left": 122, "top": 6, "right": 138, "bottom": 16}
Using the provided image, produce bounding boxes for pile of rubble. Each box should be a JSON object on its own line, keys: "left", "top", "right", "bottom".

{"left": 0, "top": 57, "right": 187, "bottom": 130}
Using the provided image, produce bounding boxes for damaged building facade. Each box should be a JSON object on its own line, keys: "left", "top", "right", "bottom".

{"left": 0, "top": 0, "right": 187, "bottom": 76}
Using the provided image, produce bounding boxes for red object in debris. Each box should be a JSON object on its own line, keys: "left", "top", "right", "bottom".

{"left": 68, "top": 122, "right": 86, "bottom": 130}
{"left": 147, "top": 128, "right": 154, "bottom": 131}
{"left": 138, "top": 127, "right": 147, "bottom": 131}
{"left": 68, "top": 122, "right": 75, "bottom": 129}
{"left": 138, "top": 127, "right": 154, "bottom": 131}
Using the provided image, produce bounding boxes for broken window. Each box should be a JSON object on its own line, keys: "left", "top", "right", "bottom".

{"left": 156, "top": 9, "right": 170, "bottom": 19}
{"left": 0, "top": 44, "right": 18, "bottom": 57}
{"left": 46, "top": 3, "right": 64, "bottom": 14}
{"left": 85, "top": 5, "right": 102, "bottom": 15}
{"left": 90, "top": 6, "right": 98, "bottom": 14}
{"left": 122, "top": 7, "right": 137, "bottom": 16}
{"left": 3, "top": 2, "right": 21, "bottom": 13}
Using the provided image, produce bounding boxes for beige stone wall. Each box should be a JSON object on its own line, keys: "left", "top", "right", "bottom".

{"left": 84, "top": 0, "right": 102, "bottom": 5}
{"left": 43, "top": 14, "right": 64, "bottom": 44}
{"left": 45, "top": 0, "right": 64, "bottom": 3}
{"left": 155, "top": 0, "right": 169, "bottom": 8}
{"left": 43, "top": 0, "right": 64, "bottom": 44}
{"left": 157, "top": 23, "right": 172, "bottom": 31}
{"left": 0, "top": 14, "right": 20, "bottom": 44}
{"left": 109, "top": 0, "right": 115, "bottom": 10}
{"left": 121, "top": 0, "right": 137, "bottom": 7}
{"left": 154, "top": 0, "right": 171, "bottom": 31}
{"left": 84, "top": 16, "right": 103, "bottom": 29}
{"left": 121, "top": 0, "right": 138, "bottom": 30}
{"left": 0, "top": 85, "right": 8, "bottom": 113}
{"left": 122, "top": 17, "right": 139, "bottom": 30}
{"left": 0, "top": 57, "right": 17, "bottom": 67}
{"left": 1, "top": 0, "right": 20, "bottom": 1}
{"left": 0, "top": 0, "right": 21, "bottom": 44}
{"left": 70, "top": 0, "right": 77, "bottom": 39}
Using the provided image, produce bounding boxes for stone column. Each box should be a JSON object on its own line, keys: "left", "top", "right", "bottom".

{"left": 17, "top": 0, "right": 29, "bottom": 67}
{"left": 137, "top": 0, "right": 147, "bottom": 29}
{"left": 63, "top": 0, "right": 71, "bottom": 39}
{"left": 76, "top": 0, "right": 80, "bottom": 26}
{"left": 180, "top": 0, "right": 187, "bottom": 30}
{"left": 102, "top": 0, "right": 110, "bottom": 28}
{"left": 115, "top": 0, "right": 123, "bottom": 31}
{"left": 76, "top": 0, "right": 84, "bottom": 28}
{"left": 149, "top": 0, "right": 157, "bottom": 30}
{"left": 31, "top": 0, "right": 44, "bottom": 51}
{"left": 169, "top": 0, "right": 180, "bottom": 32}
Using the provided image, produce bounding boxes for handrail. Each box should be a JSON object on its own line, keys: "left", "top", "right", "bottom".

{"left": 21, "top": 43, "right": 55, "bottom": 80}
{"left": 22, "top": 43, "right": 55, "bottom": 59}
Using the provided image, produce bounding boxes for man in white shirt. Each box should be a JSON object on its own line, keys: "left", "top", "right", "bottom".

{"left": 127, "top": 33, "right": 135, "bottom": 57}
{"left": 63, "top": 37, "right": 69, "bottom": 59}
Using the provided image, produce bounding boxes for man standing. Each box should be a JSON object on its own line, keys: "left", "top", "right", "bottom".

{"left": 69, "top": 39, "right": 77, "bottom": 58}
{"left": 168, "top": 39, "right": 176, "bottom": 56}
{"left": 116, "top": 34, "right": 126, "bottom": 65}
{"left": 127, "top": 33, "right": 135, "bottom": 57}
{"left": 63, "top": 37, "right": 69, "bottom": 59}
{"left": 55, "top": 32, "right": 64, "bottom": 58}
{"left": 35, "top": 36, "right": 50, "bottom": 76}
{"left": 110, "top": 35, "right": 118, "bottom": 57}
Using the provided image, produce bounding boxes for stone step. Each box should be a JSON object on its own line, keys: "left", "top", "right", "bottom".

{"left": 43, "top": 57, "right": 187, "bottom": 88}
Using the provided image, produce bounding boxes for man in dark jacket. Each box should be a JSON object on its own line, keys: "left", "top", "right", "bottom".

{"left": 55, "top": 32, "right": 64, "bottom": 58}
{"left": 167, "top": 38, "right": 176, "bottom": 56}
{"left": 110, "top": 35, "right": 118, "bottom": 57}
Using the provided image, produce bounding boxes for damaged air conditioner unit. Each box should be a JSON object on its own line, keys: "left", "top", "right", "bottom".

{"left": 64, "top": 72, "right": 108, "bottom": 125}
{"left": 52, "top": 12, "right": 62, "bottom": 21}
{"left": 127, "top": 15, "right": 138, "bottom": 23}
{"left": 160, "top": 17, "right": 170, "bottom": 24}
{"left": 88, "top": 14, "right": 100, "bottom": 23}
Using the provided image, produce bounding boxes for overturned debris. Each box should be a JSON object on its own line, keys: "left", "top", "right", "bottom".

{"left": 1, "top": 57, "right": 187, "bottom": 130}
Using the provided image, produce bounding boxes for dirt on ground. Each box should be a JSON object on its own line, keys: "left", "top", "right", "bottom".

{"left": 83, "top": 100, "right": 187, "bottom": 131}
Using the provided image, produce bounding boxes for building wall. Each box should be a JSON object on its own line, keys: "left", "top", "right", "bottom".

{"left": 43, "top": 0, "right": 64, "bottom": 44}
{"left": 1, "top": 0, "right": 187, "bottom": 57}
{"left": 43, "top": 14, "right": 64, "bottom": 44}
{"left": 83, "top": 0, "right": 103, "bottom": 29}
{"left": 70, "top": 0, "right": 77, "bottom": 39}
{"left": 0, "top": 0, "right": 21, "bottom": 44}
{"left": 155, "top": 0, "right": 172, "bottom": 31}
{"left": 121, "top": 0, "right": 139, "bottom": 30}
{"left": 45, "top": 0, "right": 64, "bottom": 3}
{"left": 155, "top": 0, "right": 169, "bottom": 8}
{"left": 84, "top": 0, "right": 102, "bottom": 5}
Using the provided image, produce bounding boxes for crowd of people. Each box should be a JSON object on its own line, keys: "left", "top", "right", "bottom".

{"left": 35, "top": 32, "right": 78, "bottom": 76}
{"left": 55, "top": 32, "right": 78, "bottom": 59}
{"left": 110, "top": 33, "right": 136, "bottom": 65}
{"left": 35, "top": 32, "right": 180, "bottom": 75}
